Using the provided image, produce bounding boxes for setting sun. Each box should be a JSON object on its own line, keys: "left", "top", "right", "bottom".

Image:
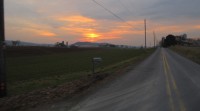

{"left": 81, "top": 33, "right": 101, "bottom": 42}
{"left": 87, "top": 33, "right": 99, "bottom": 38}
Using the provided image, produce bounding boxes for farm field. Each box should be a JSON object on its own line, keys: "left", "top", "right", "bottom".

{"left": 6, "top": 47, "right": 155, "bottom": 95}
{"left": 171, "top": 46, "right": 200, "bottom": 64}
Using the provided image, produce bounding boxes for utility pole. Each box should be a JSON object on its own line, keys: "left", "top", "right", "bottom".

{"left": 0, "top": 0, "right": 6, "bottom": 97}
{"left": 144, "top": 19, "right": 146, "bottom": 48}
{"left": 153, "top": 31, "right": 156, "bottom": 48}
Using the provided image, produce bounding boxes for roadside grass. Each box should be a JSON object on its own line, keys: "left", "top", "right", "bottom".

{"left": 171, "top": 46, "right": 200, "bottom": 64}
{"left": 6, "top": 47, "right": 155, "bottom": 95}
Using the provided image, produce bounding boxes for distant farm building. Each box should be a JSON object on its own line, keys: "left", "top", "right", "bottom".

{"left": 162, "top": 34, "right": 200, "bottom": 47}
{"left": 70, "top": 42, "right": 117, "bottom": 48}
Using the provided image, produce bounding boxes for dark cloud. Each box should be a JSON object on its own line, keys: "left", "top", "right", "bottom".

{"left": 5, "top": 0, "right": 42, "bottom": 18}
{"left": 139, "top": 0, "right": 200, "bottom": 22}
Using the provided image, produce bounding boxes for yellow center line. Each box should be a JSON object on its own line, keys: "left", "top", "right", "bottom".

{"left": 162, "top": 54, "right": 175, "bottom": 111}
{"left": 162, "top": 51, "right": 187, "bottom": 111}
{"left": 164, "top": 55, "right": 187, "bottom": 111}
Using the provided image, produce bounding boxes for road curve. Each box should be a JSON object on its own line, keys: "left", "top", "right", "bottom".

{"left": 67, "top": 48, "right": 200, "bottom": 111}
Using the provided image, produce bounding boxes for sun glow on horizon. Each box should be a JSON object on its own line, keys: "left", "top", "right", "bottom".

{"left": 86, "top": 33, "right": 99, "bottom": 38}
{"left": 82, "top": 33, "right": 101, "bottom": 42}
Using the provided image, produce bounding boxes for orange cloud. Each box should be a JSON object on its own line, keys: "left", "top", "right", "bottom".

{"left": 39, "top": 31, "right": 56, "bottom": 37}
{"left": 60, "top": 27, "right": 95, "bottom": 34}
{"left": 194, "top": 25, "right": 200, "bottom": 29}
{"left": 20, "top": 28, "right": 57, "bottom": 37}
{"left": 56, "top": 15, "right": 149, "bottom": 42}
{"left": 155, "top": 25, "right": 184, "bottom": 33}
{"left": 57, "top": 15, "right": 95, "bottom": 23}
{"left": 9, "top": 20, "right": 58, "bottom": 37}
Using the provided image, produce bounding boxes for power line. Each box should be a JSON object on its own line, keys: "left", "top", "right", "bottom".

{"left": 92, "top": 0, "right": 126, "bottom": 22}
{"left": 117, "top": 0, "right": 142, "bottom": 28}
{"left": 92, "top": 0, "right": 141, "bottom": 30}
{"left": 118, "top": 0, "right": 132, "bottom": 18}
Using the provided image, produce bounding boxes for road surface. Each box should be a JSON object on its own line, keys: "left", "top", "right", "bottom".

{"left": 40, "top": 48, "right": 200, "bottom": 111}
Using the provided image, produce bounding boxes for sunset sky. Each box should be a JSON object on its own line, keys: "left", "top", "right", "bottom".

{"left": 5, "top": 0, "right": 200, "bottom": 46}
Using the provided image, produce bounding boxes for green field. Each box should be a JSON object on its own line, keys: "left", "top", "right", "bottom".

{"left": 171, "top": 46, "right": 200, "bottom": 64}
{"left": 6, "top": 47, "right": 155, "bottom": 95}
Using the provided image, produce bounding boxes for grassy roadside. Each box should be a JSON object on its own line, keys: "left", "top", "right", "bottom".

{"left": 170, "top": 46, "right": 200, "bottom": 64}
{"left": 6, "top": 48, "right": 155, "bottom": 95}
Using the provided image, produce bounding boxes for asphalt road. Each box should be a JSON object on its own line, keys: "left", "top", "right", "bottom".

{"left": 66, "top": 48, "right": 200, "bottom": 111}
